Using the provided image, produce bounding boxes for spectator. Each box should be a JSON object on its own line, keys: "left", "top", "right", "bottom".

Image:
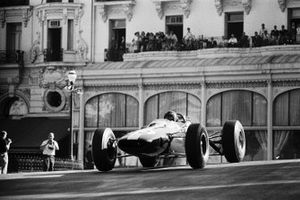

{"left": 279, "top": 25, "right": 288, "bottom": 45}
{"left": 271, "top": 25, "right": 280, "bottom": 45}
{"left": 239, "top": 32, "right": 249, "bottom": 47}
{"left": 40, "top": 132, "right": 59, "bottom": 171}
{"left": 169, "top": 30, "right": 178, "bottom": 50}
{"left": 0, "top": 130, "right": 12, "bottom": 174}
{"left": 228, "top": 34, "right": 238, "bottom": 47}
{"left": 259, "top": 23, "right": 268, "bottom": 37}
{"left": 252, "top": 31, "right": 263, "bottom": 47}
{"left": 183, "top": 27, "right": 195, "bottom": 50}
{"left": 207, "top": 37, "right": 217, "bottom": 48}
{"left": 132, "top": 31, "right": 141, "bottom": 53}
{"left": 218, "top": 36, "right": 228, "bottom": 47}
{"left": 140, "top": 31, "right": 147, "bottom": 52}
{"left": 262, "top": 30, "right": 271, "bottom": 46}
{"left": 297, "top": 25, "right": 300, "bottom": 44}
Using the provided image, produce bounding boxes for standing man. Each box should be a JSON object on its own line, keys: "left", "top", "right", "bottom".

{"left": 0, "top": 130, "right": 12, "bottom": 174}
{"left": 40, "top": 132, "right": 59, "bottom": 171}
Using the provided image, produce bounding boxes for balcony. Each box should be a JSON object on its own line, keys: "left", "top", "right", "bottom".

{"left": 0, "top": 50, "right": 24, "bottom": 65}
{"left": 43, "top": 48, "right": 63, "bottom": 62}
{"left": 0, "top": 0, "right": 29, "bottom": 7}
{"left": 105, "top": 48, "right": 125, "bottom": 62}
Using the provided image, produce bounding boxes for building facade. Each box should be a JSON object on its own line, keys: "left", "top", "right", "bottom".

{"left": 0, "top": 0, "right": 300, "bottom": 170}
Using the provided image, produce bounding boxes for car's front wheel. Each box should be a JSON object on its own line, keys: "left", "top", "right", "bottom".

{"left": 92, "top": 128, "right": 117, "bottom": 171}
{"left": 222, "top": 120, "right": 246, "bottom": 162}
{"left": 185, "top": 124, "right": 209, "bottom": 169}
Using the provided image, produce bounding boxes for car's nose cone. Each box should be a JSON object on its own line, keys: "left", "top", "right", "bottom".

{"left": 118, "top": 137, "right": 169, "bottom": 156}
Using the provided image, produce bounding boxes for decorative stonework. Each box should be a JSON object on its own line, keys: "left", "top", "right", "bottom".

{"left": 181, "top": 0, "right": 192, "bottom": 18}
{"left": 272, "top": 79, "right": 300, "bottom": 87}
{"left": 242, "top": 0, "right": 252, "bottom": 15}
{"left": 206, "top": 80, "right": 268, "bottom": 89}
{"left": 96, "top": 1, "right": 136, "bottom": 22}
{"left": 215, "top": 0, "right": 223, "bottom": 16}
{"left": 30, "top": 32, "right": 41, "bottom": 63}
{"left": 0, "top": 6, "right": 32, "bottom": 28}
{"left": 144, "top": 82, "right": 201, "bottom": 90}
{"left": 39, "top": 66, "right": 69, "bottom": 89}
{"left": 99, "top": 5, "right": 107, "bottom": 22}
{"left": 153, "top": 1, "right": 163, "bottom": 19}
{"left": 22, "top": 7, "right": 33, "bottom": 27}
{"left": 77, "top": 30, "right": 88, "bottom": 61}
{"left": 123, "top": 3, "right": 135, "bottom": 21}
{"left": 43, "top": 88, "right": 66, "bottom": 112}
{"left": 75, "top": 5, "right": 84, "bottom": 25}
{"left": 36, "top": 3, "right": 83, "bottom": 25}
{"left": 84, "top": 83, "right": 138, "bottom": 91}
{"left": 153, "top": 0, "right": 192, "bottom": 19}
{"left": 278, "top": 0, "right": 286, "bottom": 12}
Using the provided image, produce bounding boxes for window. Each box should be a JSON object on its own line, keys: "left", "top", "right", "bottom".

{"left": 225, "top": 12, "right": 244, "bottom": 40}
{"left": 273, "top": 89, "right": 300, "bottom": 160}
{"left": 85, "top": 93, "right": 139, "bottom": 128}
{"left": 67, "top": 19, "right": 74, "bottom": 50}
{"left": 6, "top": 23, "right": 22, "bottom": 63}
{"left": 206, "top": 90, "right": 267, "bottom": 161}
{"left": 144, "top": 91, "right": 201, "bottom": 125}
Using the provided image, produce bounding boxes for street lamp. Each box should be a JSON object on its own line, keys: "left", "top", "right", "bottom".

{"left": 66, "top": 70, "right": 77, "bottom": 161}
{"left": 67, "top": 70, "right": 77, "bottom": 90}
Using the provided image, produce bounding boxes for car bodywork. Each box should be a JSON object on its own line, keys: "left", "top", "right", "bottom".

{"left": 92, "top": 112, "right": 246, "bottom": 172}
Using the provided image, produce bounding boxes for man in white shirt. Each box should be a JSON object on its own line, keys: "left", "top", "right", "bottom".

{"left": 40, "top": 132, "right": 59, "bottom": 171}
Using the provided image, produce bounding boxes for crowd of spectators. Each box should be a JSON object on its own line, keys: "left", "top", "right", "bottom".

{"left": 106, "top": 24, "right": 300, "bottom": 61}
{"left": 128, "top": 24, "right": 300, "bottom": 53}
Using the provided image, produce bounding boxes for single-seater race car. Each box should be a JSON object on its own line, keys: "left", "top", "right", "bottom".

{"left": 92, "top": 111, "right": 246, "bottom": 172}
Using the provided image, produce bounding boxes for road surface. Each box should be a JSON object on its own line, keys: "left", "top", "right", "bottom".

{"left": 0, "top": 159, "right": 299, "bottom": 200}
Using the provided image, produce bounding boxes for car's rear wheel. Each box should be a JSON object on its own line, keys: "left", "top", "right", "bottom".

{"left": 185, "top": 124, "right": 209, "bottom": 169}
{"left": 92, "top": 128, "right": 117, "bottom": 171}
{"left": 139, "top": 155, "right": 159, "bottom": 167}
{"left": 222, "top": 120, "right": 246, "bottom": 162}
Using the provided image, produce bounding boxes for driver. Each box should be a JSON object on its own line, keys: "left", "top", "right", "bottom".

{"left": 163, "top": 111, "right": 178, "bottom": 122}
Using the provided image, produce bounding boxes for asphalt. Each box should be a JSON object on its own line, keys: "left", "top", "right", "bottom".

{"left": 0, "top": 159, "right": 299, "bottom": 200}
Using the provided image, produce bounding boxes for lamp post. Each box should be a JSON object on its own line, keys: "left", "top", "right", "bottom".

{"left": 67, "top": 70, "right": 77, "bottom": 161}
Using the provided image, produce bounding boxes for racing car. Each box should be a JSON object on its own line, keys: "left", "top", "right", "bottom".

{"left": 92, "top": 111, "right": 246, "bottom": 171}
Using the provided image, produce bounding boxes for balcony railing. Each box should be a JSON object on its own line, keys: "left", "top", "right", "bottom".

{"left": 0, "top": 0, "right": 29, "bottom": 7}
{"left": 0, "top": 50, "right": 24, "bottom": 64}
{"left": 105, "top": 48, "right": 125, "bottom": 62}
{"left": 43, "top": 48, "right": 63, "bottom": 62}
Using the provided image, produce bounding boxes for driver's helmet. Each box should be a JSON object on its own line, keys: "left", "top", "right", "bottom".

{"left": 164, "top": 110, "right": 178, "bottom": 122}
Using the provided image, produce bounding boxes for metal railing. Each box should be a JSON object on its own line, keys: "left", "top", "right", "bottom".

{"left": 0, "top": 50, "right": 24, "bottom": 64}
{"left": 43, "top": 48, "right": 63, "bottom": 62}
{"left": 105, "top": 48, "right": 125, "bottom": 62}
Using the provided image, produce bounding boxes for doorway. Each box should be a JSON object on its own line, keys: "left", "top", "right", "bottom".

{"left": 225, "top": 12, "right": 244, "bottom": 40}
{"left": 108, "top": 19, "right": 126, "bottom": 61}
{"left": 166, "top": 15, "right": 183, "bottom": 42}
{"left": 47, "top": 23, "right": 62, "bottom": 61}
{"left": 289, "top": 8, "right": 300, "bottom": 44}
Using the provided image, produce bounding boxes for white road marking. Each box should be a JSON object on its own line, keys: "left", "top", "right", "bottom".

{"left": 2, "top": 180, "right": 300, "bottom": 199}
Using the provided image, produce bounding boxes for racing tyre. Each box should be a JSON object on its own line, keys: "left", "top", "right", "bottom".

{"left": 92, "top": 128, "right": 117, "bottom": 171}
{"left": 222, "top": 120, "right": 246, "bottom": 162}
{"left": 185, "top": 124, "right": 209, "bottom": 169}
{"left": 139, "top": 155, "right": 159, "bottom": 167}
